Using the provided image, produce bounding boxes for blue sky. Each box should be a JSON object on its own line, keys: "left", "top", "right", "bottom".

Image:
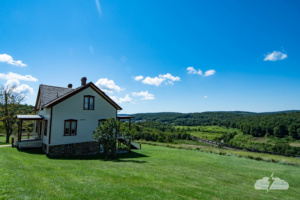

{"left": 1, "top": 0, "right": 300, "bottom": 114}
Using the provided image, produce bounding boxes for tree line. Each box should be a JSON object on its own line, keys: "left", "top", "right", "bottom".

{"left": 132, "top": 111, "right": 300, "bottom": 139}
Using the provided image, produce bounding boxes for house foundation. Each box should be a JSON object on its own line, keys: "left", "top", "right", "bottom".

{"left": 48, "top": 142, "right": 100, "bottom": 156}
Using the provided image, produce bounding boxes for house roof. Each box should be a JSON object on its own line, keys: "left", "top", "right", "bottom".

{"left": 38, "top": 85, "right": 74, "bottom": 108}
{"left": 36, "top": 82, "right": 122, "bottom": 110}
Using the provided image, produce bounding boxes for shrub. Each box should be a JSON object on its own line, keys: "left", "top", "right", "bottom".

{"left": 254, "top": 157, "right": 262, "bottom": 161}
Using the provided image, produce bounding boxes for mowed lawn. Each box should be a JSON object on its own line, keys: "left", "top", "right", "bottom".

{"left": 0, "top": 145, "right": 299, "bottom": 199}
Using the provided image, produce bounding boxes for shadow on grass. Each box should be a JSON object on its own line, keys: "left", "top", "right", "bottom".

{"left": 17, "top": 148, "right": 45, "bottom": 155}
{"left": 48, "top": 150, "right": 149, "bottom": 163}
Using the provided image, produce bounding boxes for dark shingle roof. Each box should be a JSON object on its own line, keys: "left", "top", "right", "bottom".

{"left": 38, "top": 83, "right": 122, "bottom": 110}
{"left": 39, "top": 85, "right": 74, "bottom": 108}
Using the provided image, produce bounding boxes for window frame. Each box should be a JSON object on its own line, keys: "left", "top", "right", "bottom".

{"left": 98, "top": 119, "right": 107, "bottom": 127}
{"left": 64, "top": 119, "right": 78, "bottom": 136}
{"left": 44, "top": 120, "right": 48, "bottom": 136}
{"left": 83, "top": 95, "right": 95, "bottom": 110}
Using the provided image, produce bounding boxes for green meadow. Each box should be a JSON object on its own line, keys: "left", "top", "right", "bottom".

{"left": 0, "top": 145, "right": 299, "bottom": 199}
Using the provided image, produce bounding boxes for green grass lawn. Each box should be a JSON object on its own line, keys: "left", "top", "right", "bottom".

{"left": 0, "top": 145, "right": 299, "bottom": 199}
{"left": 0, "top": 135, "right": 10, "bottom": 145}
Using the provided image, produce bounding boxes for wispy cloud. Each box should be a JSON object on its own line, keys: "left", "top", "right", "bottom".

{"left": 89, "top": 45, "right": 94, "bottom": 55}
{"left": 138, "top": 73, "right": 180, "bottom": 86}
{"left": 0, "top": 72, "right": 37, "bottom": 82}
{"left": 132, "top": 91, "right": 155, "bottom": 100}
{"left": 0, "top": 54, "right": 27, "bottom": 67}
{"left": 95, "top": 78, "right": 123, "bottom": 94}
{"left": 110, "top": 94, "right": 132, "bottom": 104}
{"left": 95, "top": 0, "right": 102, "bottom": 16}
{"left": 134, "top": 75, "right": 144, "bottom": 81}
{"left": 187, "top": 67, "right": 215, "bottom": 77}
{"left": 204, "top": 95, "right": 208, "bottom": 99}
{"left": 159, "top": 73, "right": 180, "bottom": 82}
{"left": 187, "top": 66, "right": 202, "bottom": 75}
{"left": 264, "top": 51, "right": 287, "bottom": 61}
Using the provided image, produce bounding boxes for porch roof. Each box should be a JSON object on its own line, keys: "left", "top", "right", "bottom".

{"left": 17, "top": 115, "right": 44, "bottom": 120}
{"left": 117, "top": 116, "right": 135, "bottom": 120}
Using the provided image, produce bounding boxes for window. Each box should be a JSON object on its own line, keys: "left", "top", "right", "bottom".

{"left": 44, "top": 120, "right": 48, "bottom": 136}
{"left": 64, "top": 120, "right": 77, "bottom": 136}
{"left": 98, "top": 119, "right": 106, "bottom": 127}
{"left": 64, "top": 144, "right": 73, "bottom": 149}
{"left": 84, "top": 95, "right": 94, "bottom": 110}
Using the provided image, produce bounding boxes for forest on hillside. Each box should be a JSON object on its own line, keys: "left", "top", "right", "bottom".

{"left": 132, "top": 111, "right": 300, "bottom": 139}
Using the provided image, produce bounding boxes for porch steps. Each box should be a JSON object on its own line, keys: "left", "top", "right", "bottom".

{"left": 15, "top": 140, "right": 42, "bottom": 149}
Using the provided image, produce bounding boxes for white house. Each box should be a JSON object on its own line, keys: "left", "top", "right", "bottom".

{"left": 15, "top": 77, "right": 138, "bottom": 156}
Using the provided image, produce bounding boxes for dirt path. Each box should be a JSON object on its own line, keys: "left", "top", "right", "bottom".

{"left": 0, "top": 145, "right": 11, "bottom": 147}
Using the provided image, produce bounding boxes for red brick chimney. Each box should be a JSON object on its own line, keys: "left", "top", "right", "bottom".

{"left": 68, "top": 84, "right": 72, "bottom": 88}
{"left": 81, "top": 77, "right": 87, "bottom": 86}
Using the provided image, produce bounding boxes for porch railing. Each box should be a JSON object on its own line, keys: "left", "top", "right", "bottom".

{"left": 20, "top": 132, "right": 41, "bottom": 140}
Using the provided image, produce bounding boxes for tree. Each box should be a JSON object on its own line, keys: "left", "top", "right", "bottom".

{"left": 93, "top": 118, "right": 119, "bottom": 160}
{"left": 288, "top": 123, "right": 298, "bottom": 139}
{"left": 0, "top": 85, "right": 26, "bottom": 143}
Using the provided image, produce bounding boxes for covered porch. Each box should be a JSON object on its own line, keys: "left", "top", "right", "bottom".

{"left": 117, "top": 115, "right": 141, "bottom": 150}
{"left": 14, "top": 115, "right": 44, "bottom": 149}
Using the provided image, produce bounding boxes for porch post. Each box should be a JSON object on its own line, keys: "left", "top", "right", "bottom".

{"left": 18, "top": 119, "right": 22, "bottom": 142}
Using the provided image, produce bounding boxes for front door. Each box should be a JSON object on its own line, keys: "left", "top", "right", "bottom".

{"left": 37, "top": 121, "right": 42, "bottom": 139}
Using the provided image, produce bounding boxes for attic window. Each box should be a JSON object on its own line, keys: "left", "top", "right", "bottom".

{"left": 84, "top": 95, "right": 94, "bottom": 110}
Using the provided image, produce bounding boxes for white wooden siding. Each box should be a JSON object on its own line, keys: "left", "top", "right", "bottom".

{"left": 50, "top": 87, "right": 117, "bottom": 146}
{"left": 36, "top": 107, "right": 51, "bottom": 145}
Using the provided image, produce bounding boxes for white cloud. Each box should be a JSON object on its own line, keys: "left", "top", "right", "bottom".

{"left": 159, "top": 73, "right": 180, "bottom": 82}
{"left": 204, "top": 69, "right": 216, "bottom": 77}
{"left": 264, "top": 51, "right": 287, "bottom": 61}
{"left": 13, "top": 84, "right": 34, "bottom": 94}
{"left": 95, "top": 78, "right": 123, "bottom": 94}
{"left": 5, "top": 79, "right": 20, "bottom": 87}
{"left": 0, "top": 72, "right": 36, "bottom": 95}
{"left": 142, "top": 73, "right": 180, "bottom": 86}
{"left": 0, "top": 54, "right": 27, "bottom": 67}
{"left": 134, "top": 75, "right": 144, "bottom": 81}
{"left": 95, "top": 0, "right": 102, "bottom": 16}
{"left": 187, "top": 66, "right": 202, "bottom": 75}
{"left": 142, "top": 76, "right": 165, "bottom": 86}
{"left": 132, "top": 91, "right": 155, "bottom": 100}
{"left": 204, "top": 95, "right": 208, "bottom": 98}
{"left": 110, "top": 94, "right": 132, "bottom": 104}
{"left": 3, "top": 79, "right": 34, "bottom": 95}
{"left": 0, "top": 72, "right": 37, "bottom": 82}
{"left": 187, "top": 67, "right": 215, "bottom": 77}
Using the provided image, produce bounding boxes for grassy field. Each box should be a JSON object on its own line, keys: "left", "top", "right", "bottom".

{"left": 176, "top": 125, "right": 242, "bottom": 141}
{"left": 177, "top": 125, "right": 300, "bottom": 150}
{"left": 0, "top": 145, "right": 299, "bottom": 199}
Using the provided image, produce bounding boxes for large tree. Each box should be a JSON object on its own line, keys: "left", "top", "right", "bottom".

{"left": 0, "top": 85, "right": 26, "bottom": 143}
